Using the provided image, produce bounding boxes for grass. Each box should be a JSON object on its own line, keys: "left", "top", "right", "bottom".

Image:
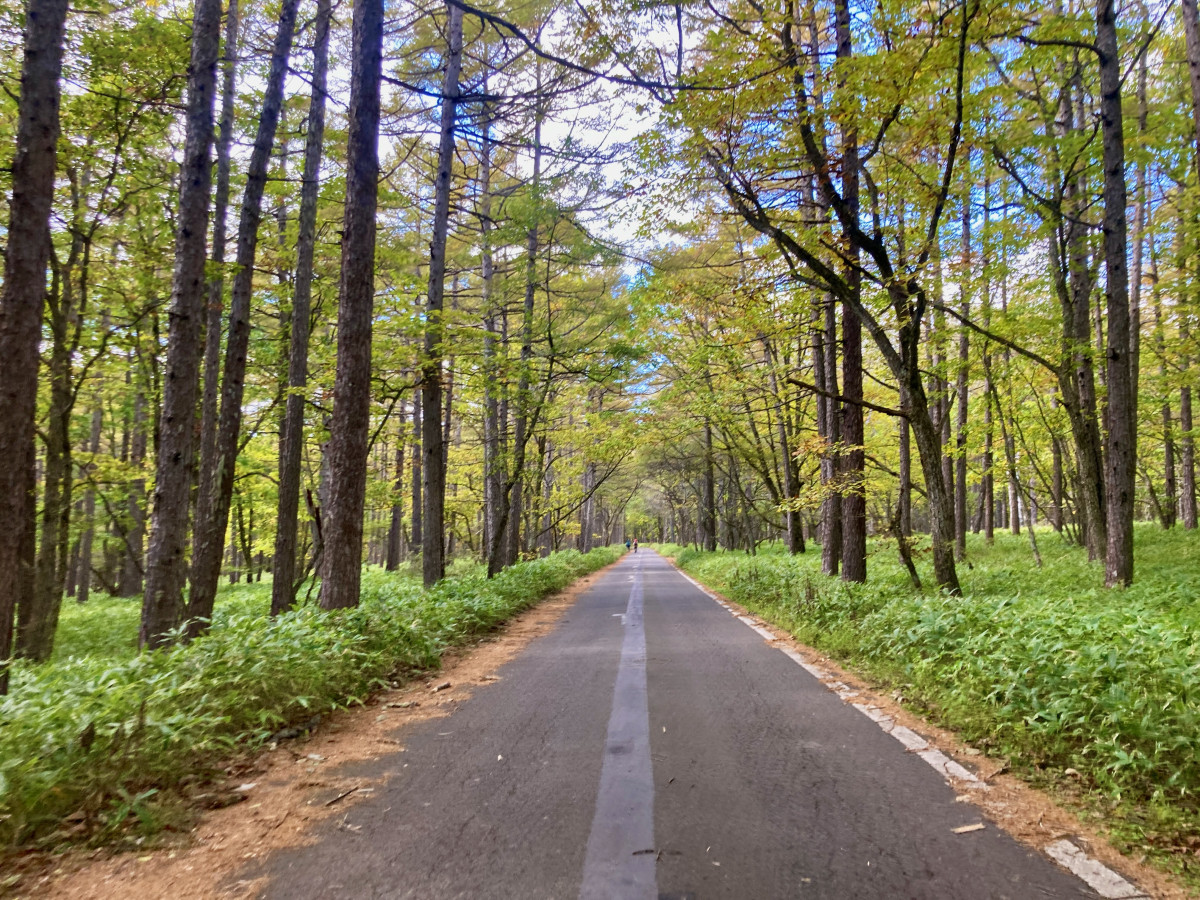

{"left": 658, "top": 526, "right": 1200, "bottom": 883}
{"left": 0, "top": 547, "right": 621, "bottom": 851}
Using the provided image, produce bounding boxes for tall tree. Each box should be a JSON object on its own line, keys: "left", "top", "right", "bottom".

{"left": 273, "top": 0, "right": 332, "bottom": 614}
{"left": 139, "top": 0, "right": 224, "bottom": 647}
{"left": 835, "top": 0, "right": 865, "bottom": 583}
{"left": 189, "top": 0, "right": 300, "bottom": 634}
{"left": 421, "top": 1, "right": 464, "bottom": 587}
{"left": 319, "top": 0, "right": 384, "bottom": 609}
{"left": 0, "top": 0, "right": 72, "bottom": 688}
{"left": 1096, "top": 0, "right": 1135, "bottom": 587}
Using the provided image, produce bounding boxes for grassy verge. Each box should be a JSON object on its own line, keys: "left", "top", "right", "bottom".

{"left": 657, "top": 528, "right": 1200, "bottom": 884}
{"left": 0, "top": 547, "right": 620, "bottom": 851}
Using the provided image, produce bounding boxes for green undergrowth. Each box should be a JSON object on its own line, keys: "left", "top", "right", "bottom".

{"left": 658, "top": 528, "right": 1200, "bottom": 882}
{"left": 0, "top": 547, "right": 620, "bottom": 851}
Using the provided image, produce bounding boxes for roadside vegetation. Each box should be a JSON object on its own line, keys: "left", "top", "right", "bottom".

{"left": 0, "top": 547, "right": 619, "bottom": 853}
{"left": 659, "top": 529, "right": 1200, "bottom": 884}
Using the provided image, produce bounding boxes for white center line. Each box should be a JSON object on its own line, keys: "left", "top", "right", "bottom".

{"left": 579, "top": 558, "right": 656, "bottom": 900}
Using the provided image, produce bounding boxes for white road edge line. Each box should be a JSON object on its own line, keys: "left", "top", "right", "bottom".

{"left": 1043, "top": 840, "right": 1147, "bottom": 899}
{"left": 674, "top": 564, "right": 1148, "bottom": 900}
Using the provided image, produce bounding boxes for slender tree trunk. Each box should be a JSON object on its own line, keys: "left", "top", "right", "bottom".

{"left": 189, "top": 0, "right": 299, "bottom": 633}
{"left": 197, "top": 0, "right": 240, "bottom": 526}
{"left": 1181, "top": 0, "right": 1200, "bottom": 529}
{"left": 411, "top": 388, "right": 423, "bottom": 552}
{"left": 489, "top": 71, "right": 543, "bottom": 576}
{"left": 981, "top": 173, "right": 995, "bottom": 544}
{"left": 1130, "top": 49, "right": 1148, "bottom": 427}
{"left": 0, "top": 0, "right": 69, "bottom": 689}
{"left": 318, "top": 0, "right": 383, "bottom": 609}
{"left": 479, "top": 94, "right": 502, "bottom": 566}
{"left": 821, "top": 298, "right": 841, "bottom": 575}
{"left": 834, "top": 0, "right": 865, "bottom": 583}
{"left": 140, "top": 0, "right": 223, "bottom": 648}
{"left": 120, "top": 385, "right": 148, "bottom": 596}
{"left": 702, "top": 417, "right": 717, "bottom": 552}
{"left": 1051, "top": 392, "right": 1064, "bottom": 532}
{"left": 23, "top": 259, "right": 72, "bottom": 659}
{"left": 386, "top": 411, "right": 408, "bottom": 570}
{"left": 899, "top": 413, "right": 912, "bottom": 538}
{"left": 954, "top": 187, "right": 971, "bottom": 560}
{"left": 1097, "top": 0, "right": 1135, "bottom": 587}
{"left": 420, "top": 1, "right": 462, "bottom": 588}
{"left": 272, "top": 0, "right": 329, "bottom": 614}
{"left": 75, "top": 405, "right": 103, "bottom": 607}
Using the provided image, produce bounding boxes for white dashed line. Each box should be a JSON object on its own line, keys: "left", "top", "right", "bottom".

{"left": 672, "top": 563, "right": 1147, "bottom": 900}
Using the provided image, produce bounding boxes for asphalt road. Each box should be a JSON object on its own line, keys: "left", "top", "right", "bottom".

{"left": 251, "top": 550, "right": 1111, "bottom": 899}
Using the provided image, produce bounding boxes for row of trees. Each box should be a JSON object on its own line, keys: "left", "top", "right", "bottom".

{"left": 618, "top": 0, "right": 1199, "bottom": 595}
{"left": 2, "top": 0, "right": 1197, "bottom": 689}
{"left": 0, "top": 0, "right": 648, "bottom": 687}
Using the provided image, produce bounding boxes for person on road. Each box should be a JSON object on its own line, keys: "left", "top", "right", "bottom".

{"left": 632, "top": 538, "right": 638, "bottom": 552}
{"left": 625, "top": 539, "right": 631, "bottom": 551}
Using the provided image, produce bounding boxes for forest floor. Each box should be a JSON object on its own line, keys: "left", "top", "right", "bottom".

{"left": 9, "top": 566, "right": 610, "bottom": 899}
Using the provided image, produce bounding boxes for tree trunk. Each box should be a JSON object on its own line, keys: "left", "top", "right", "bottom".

{"left": 489, "top": 70, "right": 542, "bottom": 577}
{"left": 0, "top": 0, "right": 69, "bottom": 690}
{"left": 197, "top": 0, "right": 240, "bottom": 536}
{"left": 1097, "top": 0, "right": 1135, "bottom": 587}
{"left": 702, "top": 417, "right": 717, "bottom": 552}
{"left": 1181, "top": 0, "right": 1200, "bottom": 530}
{"left": 821, "top": 298, "right": 841, "bottom": 575}
{"left": 480, "top": 94, "right": 502, "bottom": 566}
{"left": 318, "top": 0, "right": 383, "bottom": 609}
{"left": 420, "top": 1, "right": 462, "bottom": 588}
{"left": 386, "top": 411, "right": 408, "bottom": 570}
{"left": 835, "top": 0, "right": 865, "bottom": 583}
{"left": 190, "top": 0, "right": 299, "bottom": 632}
{"left": 411, "top": 387, "right": 423, "bottom": 551}
{"left": 272, "top": 0, "right": 329, "bottom": 614}
{"left": 119, "top": 384, "right": 148, "bottom": 596}
{"left": 140, "top": 0, "right": 223, "bottom": 649}
{"left": 954, "top": 189, "right": 971, "bottom": 560}
{"left": 75, "top": 405, "right": 103, "bottom": 606}
{"left": 22, "top": 259, "right": 72, "bottom": 660}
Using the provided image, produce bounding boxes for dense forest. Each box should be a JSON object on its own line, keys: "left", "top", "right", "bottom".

{"left": 0, "top": 0, "right": 1196, "bottom": 672}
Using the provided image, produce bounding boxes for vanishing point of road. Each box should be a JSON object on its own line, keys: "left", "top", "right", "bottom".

{"left": 252, "top": 550, "right": 1131, "bottom": 899}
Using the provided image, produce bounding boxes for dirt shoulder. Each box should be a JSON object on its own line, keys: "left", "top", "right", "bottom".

{"left": 15, "top": 566, "right": 611, "bottom": 900}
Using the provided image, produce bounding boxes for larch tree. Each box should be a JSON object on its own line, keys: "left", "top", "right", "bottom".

{"left": 0, "top": 0, "right": 70, "bottom": 689}
{"left": 319, "top": 0, "right": 384, "bottom": 610}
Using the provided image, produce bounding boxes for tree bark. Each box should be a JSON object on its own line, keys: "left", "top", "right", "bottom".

{"left": 189, "top": 0, "right": 299, "bottom": 632}
{"left": 954, "top": 189, "right": 971, "bottom": 560}
{"left": 272, "top": 0, "right": 330, "bottom": 614}
{"left": 702, "top": 417, "right": 717, "bottom": 551}
{"left": 119, "top": 384, "right": 148, "bottom": 596}
{"left": 139, "top": 0, "right": 223, "bottom": 648}
{"left": 318, "top": 0, "right": 383, "bottom": 609}
{"left": 386, "top": 412, "right": 408, "bottom": 570}
{"left": 411, "top": 387, "right": 423, "bottom": 551}
{"left": 821, "top": 298, "right": 841, "bottom": 575}
{"left": 1097, "top": 0, "right": 1136, "bottom": 587}
{"left": 0, "top": 0, "right": 70, "bottom": 690}
{"left": 197, "top": 0, "right": 240, "bottom": 531}
{"left": 23, "top": 253, "right": 73, "bottom": 660}
{"left": 421, "top": 1, "right": 463, "bottom": 588}
{"left": 1181, "top": 0, "right": 1200, "bottom": 529}
{"left": 835, "top": 0, "right": 865, "bottom": 583}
